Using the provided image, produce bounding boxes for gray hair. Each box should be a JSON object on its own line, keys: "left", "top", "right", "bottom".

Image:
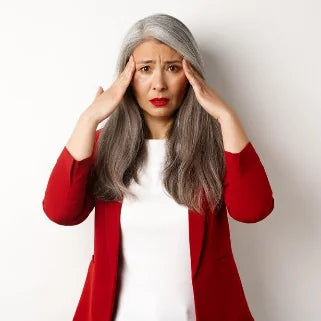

{"left": 89, "top": 13, "right": 225, "bottom": 215}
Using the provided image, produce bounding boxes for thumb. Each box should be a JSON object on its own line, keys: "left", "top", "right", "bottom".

{"left": 95, "top": 86, "right": 103, "bottom": 98}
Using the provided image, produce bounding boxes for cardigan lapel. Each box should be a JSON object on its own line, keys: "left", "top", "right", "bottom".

{"left": 188, "top": 208, "right": 206, "bottom": 280}
{"left": 188, "top": 189, "right": 207, "bottom": 279}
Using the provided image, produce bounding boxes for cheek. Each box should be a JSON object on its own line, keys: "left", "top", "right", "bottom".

{"left": 171, "top": 76, "right": 188, "bottom": 97}
{"left": 179, "top": 72, "right": 188, "bottom": 85}
{"left": 132, "top": 75, "right": 149, "bottom": 96}
{"left": 133, "top": 72, "right": 150, "bottom": 83}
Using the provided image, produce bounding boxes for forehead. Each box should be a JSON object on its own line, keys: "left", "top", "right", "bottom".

{"left": 132, "top": 40, "right": 182, "bottom": 63}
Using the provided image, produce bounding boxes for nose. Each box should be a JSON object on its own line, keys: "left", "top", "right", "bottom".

{"left": 152, "top": 68, "right": 167, "bottom": 91}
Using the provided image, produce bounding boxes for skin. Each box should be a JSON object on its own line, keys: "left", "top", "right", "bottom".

{"left": 69, "top": 37, "right": 249, "bottom": 163}
{"left": 130, "top": 39, "right": 189, "bottom": 139}
{"left": 129, "top": 38, "right": 250, "bottom": 152}
{"left": 181, "top": 55, "right": 250, "bottom": 152}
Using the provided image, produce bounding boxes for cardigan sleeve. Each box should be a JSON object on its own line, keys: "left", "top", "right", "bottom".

{"left": 42, "top": 129, "right": 101, "bottom": 226}
{"left": 223, "top": 141, "right": 274, "bottom": 223}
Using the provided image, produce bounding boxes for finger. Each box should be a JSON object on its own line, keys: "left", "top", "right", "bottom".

{"left": 183, "top": 60, "right": 199, "bottom": 87}
{"left": 124, "top": 55, "right": 135, "bottom": 71}
{"left": 183, "top": 59, "right": 204, "bottom": 92}
{"left": 95, "top": 86, "right": 103, "bottom": 98}
{"left": 119, "top": 56, "right": 133, "bottom": 77}
{"left": 119, "top": 56, "right": 135, "bottom": 84}
{"left": 127, "top": 55, "right": 136, "bottom": 75}
{"left": 183, "top": 59, "right": 203, "bottom": 81}
{"left": 183, "top": 59, "right": 195, "bottom": 78}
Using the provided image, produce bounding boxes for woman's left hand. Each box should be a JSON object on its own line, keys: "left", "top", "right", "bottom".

{"left": 182, "top": 58, "right": 232, "bottom": 121}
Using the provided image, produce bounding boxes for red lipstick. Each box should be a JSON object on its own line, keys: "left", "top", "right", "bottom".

{"left": 149, "top": 97, "right": 170, "bottom": 107}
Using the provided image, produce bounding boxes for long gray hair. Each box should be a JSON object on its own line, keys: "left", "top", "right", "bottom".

{"left": 89, "top": 13, "right": 226, "bottom": 215}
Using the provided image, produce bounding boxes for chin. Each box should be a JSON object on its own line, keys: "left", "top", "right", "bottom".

{"left": 144, "top": 106, "right": 175, "bottom": 117}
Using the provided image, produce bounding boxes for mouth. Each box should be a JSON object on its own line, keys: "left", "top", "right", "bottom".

{"left": 149, "top": 98, "right": 170, "bottom": 107}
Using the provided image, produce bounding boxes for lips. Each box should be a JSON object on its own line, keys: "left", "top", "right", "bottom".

{"left": 149, "top": 98, "right": 170, "bottom": 107}
{"left": 150, "top": 98, "right": 169, "bottom": 102}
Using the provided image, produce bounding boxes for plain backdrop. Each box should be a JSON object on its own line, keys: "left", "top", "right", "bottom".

{"left": 1, "top": 0, "right": 320, "bottom": 320}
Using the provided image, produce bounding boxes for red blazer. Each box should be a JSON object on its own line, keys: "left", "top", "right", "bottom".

{"left": 42, "top": 128, "right": 274, "bottom": 321}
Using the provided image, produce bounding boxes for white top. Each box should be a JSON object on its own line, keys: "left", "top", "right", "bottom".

{"left": 113, "top": 139, "right": 196, "bottom": 321}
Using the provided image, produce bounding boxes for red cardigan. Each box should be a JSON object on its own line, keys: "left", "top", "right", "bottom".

{"left": 42, "top": 128, "right": 274, "bottom": 321}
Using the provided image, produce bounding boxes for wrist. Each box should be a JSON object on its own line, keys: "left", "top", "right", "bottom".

{"left": 217, "top": 108, "right": 236, "bottom": 125}
{"left": 79, "top": 109, "right": 101, "bottom": 127}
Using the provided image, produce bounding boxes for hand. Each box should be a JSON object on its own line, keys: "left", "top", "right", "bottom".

{"left": 83, "top": 55, "right": 136, "bottom": 124}
{"left": 182, "top": 58, "right": 232, "bottom": 121}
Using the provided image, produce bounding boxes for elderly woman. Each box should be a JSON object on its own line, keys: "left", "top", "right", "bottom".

{"left": 43, "top": 12, "right": 274, "bottom": 321}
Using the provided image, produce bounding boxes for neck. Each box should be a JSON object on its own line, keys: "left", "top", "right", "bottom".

{"left": 143, "top": 113, "right": 173, "bottom": 139}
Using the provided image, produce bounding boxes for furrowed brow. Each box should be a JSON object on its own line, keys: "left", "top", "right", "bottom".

{"left": 137, "top": 59, "right": 182, "bottom": 64}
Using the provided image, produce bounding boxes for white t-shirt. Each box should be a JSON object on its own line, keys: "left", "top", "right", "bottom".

{"left": 113, "top": 139, "right": 196, "bottom": 321}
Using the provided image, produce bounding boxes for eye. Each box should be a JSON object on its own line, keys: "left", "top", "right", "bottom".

{"left": 140, "top": 66, "right": 150, "bottom": 72}
{"left": 168, "top": 65, "right": 179, "bottom": 72}
{"left": 139, "top": 65, "right": 180, "bottom": 73}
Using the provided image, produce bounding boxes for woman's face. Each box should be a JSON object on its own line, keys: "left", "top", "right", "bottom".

{"left": 130, "top": 40, "right": 189, "bottom": 119}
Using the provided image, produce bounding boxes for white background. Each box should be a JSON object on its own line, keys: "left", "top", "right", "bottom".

{"left": 1, "top": 0, "right": 320, "bottom": 320}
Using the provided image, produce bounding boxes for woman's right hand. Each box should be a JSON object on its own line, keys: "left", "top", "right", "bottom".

{"left": 83, "top": 55, "right": 136, "bottom": 124}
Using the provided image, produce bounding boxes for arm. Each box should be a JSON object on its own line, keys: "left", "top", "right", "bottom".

{"left": 180, "top": 59, "right": 274, "bottom": 222}
{"left": 42, "top": 114, "right": 101, "bottom": 226}
{"left": 219, "top": 111, "right": 274, "bottom": 223}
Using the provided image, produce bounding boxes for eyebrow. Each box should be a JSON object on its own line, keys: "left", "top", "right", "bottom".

{"left": 136, "top": 59, "right": 182, "bottom": 64}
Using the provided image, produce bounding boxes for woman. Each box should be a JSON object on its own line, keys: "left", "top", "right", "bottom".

{"left": 42, "top": 13, "right": 274, "bottom": 321}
